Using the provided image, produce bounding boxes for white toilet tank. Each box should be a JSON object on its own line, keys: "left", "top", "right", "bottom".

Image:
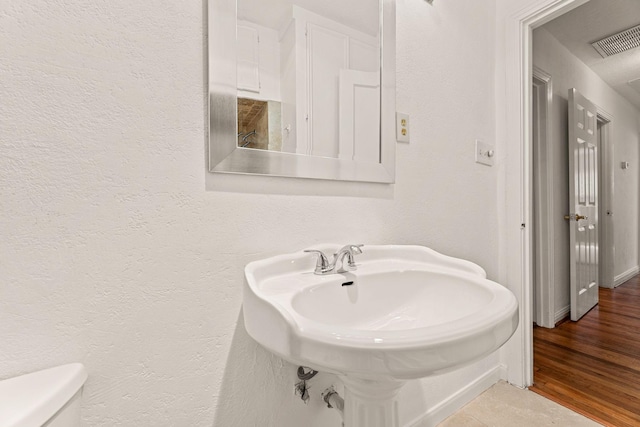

{"left": 0, "top": 363, "right": 87, "bottom": 427}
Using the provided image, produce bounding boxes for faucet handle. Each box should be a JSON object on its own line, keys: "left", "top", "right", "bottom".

{"left": 335, "top": 244, "right": 364, "bottom": 273}
{"left": 350, "top": 244, "right": 363, "bottom": 255}
{"left": 334, "top": 244, "right": 363, "bottom": 254}
{"left": 304, "top": 249, "right": 331, "bottom": 274}
{"left": 337, "top": 244, "right": 363, "bottom": 257}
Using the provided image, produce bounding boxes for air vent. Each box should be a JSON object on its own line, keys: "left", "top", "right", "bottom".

{"left": 591, "top": 24, "right": 640, "bottom": 58}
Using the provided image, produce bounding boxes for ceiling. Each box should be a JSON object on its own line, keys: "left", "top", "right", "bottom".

{"left": 541, "top": 0, "right": 640, "bottom": 110}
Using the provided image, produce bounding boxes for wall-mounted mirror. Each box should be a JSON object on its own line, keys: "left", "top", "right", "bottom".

{"left": 208, "top": 0, "right": 395, "bottom": 182}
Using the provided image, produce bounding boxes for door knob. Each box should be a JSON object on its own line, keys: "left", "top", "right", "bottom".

{"left": 564, "top": 214, "right": 588, "bottom": 221}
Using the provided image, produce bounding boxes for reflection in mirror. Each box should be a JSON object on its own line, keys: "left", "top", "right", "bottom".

{"left": 237, "top": 98, "right": 283, "bottom": 151}
{"left": 236, "top": 0, "right": 380, "bottom": 161}
{"left": 208, "top": 0, "right": 395, "bottom": 182}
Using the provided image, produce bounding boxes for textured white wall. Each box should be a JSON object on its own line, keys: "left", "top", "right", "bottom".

{"left": 533, "top": 27, "right": 640, "bottom": 312}
{"left": 0, "top": 0, "right": 502, "bottom": 425}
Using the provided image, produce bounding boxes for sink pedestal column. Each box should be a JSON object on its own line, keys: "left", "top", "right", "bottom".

{"left": 340, "top": 376, "right": 404, "bottom": 427}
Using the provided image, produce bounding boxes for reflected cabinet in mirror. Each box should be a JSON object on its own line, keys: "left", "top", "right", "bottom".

{"left": 208, "top": 0, "right": 395, "bottom": 182}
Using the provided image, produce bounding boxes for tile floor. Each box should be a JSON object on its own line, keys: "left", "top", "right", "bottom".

{"left": 438, "top": 381, "right": 602, "bottom": 426}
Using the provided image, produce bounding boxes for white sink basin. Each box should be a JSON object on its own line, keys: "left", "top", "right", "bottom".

{"left": 243, "top": 244, "right": 518, "bottom": 380}
{"left": 293, "top": 270, "right": 496, "bottom": 331}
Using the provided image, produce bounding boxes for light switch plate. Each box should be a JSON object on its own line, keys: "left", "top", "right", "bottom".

{"left": 475, "top": 140, "right": 495, "bottom": 166}
{"left": 396, "top": 112, "right": 410, "bottom": 143}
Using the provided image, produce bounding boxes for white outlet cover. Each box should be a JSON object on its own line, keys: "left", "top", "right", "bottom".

{"left": 475, "top": 140, "right": 494, "bottom": 166}
{"left": 396, "top": 112, "right": 410, "bottom": 143}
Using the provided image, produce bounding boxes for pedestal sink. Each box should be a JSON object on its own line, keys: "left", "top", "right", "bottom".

{"left": 243, "top": 245, "right": 518, "bottom": 427}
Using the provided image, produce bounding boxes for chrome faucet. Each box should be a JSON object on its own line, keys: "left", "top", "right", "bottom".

{"left": 304, "top": 245, "right": 363, "bottom": 275}
{"left": 303, "top": 249, "right": 332, "bottom": 274}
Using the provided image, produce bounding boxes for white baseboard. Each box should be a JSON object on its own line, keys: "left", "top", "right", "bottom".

{"left": 614, "top": 266, "right": 639, "bottom": 287}
{"left": 407, "top": 364, "right": 506, "bottom": 427}
{"left": 554, "top": 305, "right": 570, "bottom": 324}
{"left": 552, "top": 268, "right": 639, "bottom": 323}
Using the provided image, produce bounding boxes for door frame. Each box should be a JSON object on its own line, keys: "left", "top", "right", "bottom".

{"left": 532, "top": 67, "right": 555, "bottom": 328}
{"left": 596, "top": 110, "right": 614, "bottom": 288}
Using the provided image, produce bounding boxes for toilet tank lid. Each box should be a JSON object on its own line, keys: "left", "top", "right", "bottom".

{"left": 0, "top": 363, "right": 87, "bottom": 427}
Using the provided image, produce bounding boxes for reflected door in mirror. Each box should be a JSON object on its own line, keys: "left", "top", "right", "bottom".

{"left": 236, "top": 0, "right": 380, "bottom": 162}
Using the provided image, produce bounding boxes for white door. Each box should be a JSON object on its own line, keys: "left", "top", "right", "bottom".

{"left": 237, "top": 25, "right": 260, "bottom": 93}
{"left": 306, "top": 23, "right": 349, "bottom": 158}
{"left": 338, "top": 70, "right": 380, "bottom": 163}
{"left": 567, "top": 88, "right": 599, "bottom": 321}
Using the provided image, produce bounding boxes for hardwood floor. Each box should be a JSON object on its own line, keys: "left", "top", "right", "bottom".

{"left": 531, "top": 275, "right": 640, "bottom": 427}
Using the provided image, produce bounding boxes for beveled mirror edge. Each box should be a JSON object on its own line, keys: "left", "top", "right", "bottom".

{"left": 208, "top": 0, "right": 396, "bottom": 184}
{"left": 208, "top": 0, "right": 237, "bottom": 167}
{"left": 379, "top": 0, "right": 396, "bottom": 183}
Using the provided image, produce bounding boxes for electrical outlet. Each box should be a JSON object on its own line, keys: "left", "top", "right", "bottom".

{"left": 475, "top": 140, "right": 495, "bottom": 166}
{"left": 396, "top": 112, "right": 410, "bottom": 143}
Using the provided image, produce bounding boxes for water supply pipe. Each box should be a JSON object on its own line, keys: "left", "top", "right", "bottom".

{"left": 322, "top": 386, "right": 344, "bottom": 421}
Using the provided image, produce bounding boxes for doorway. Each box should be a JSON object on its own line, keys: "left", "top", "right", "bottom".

{"left": 597, "top": 114, "right": 615, "bottom": 290}
{"left": 531, "top": 71, "right": 615, "bottom": 328}
{"left": 503, "top": 0, "right": 640, "bottom": 390}
{"left": 500, "top": 0, "right": 623, "bottom": 388}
